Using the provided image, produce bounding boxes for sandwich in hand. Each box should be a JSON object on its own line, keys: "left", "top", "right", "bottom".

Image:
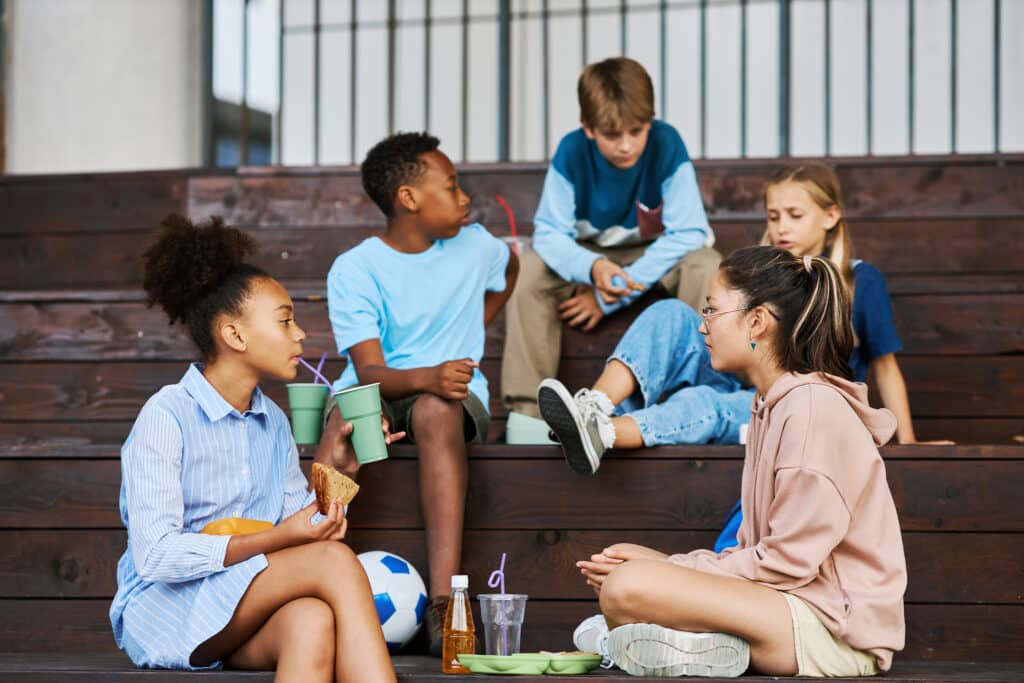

{"left": 312, "top": 462, "right": 360, "bottom": 514}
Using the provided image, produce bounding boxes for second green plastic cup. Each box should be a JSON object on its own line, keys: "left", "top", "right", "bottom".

{"left": 334, "top": 382, "right": 388, "bottom": 464}
{"left": 287, "top": 383, "right": 329, "bottom": 445}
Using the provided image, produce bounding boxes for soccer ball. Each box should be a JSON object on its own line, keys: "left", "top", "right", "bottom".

{"left": 357, "top": 550, "right": 429, "bottom": 652}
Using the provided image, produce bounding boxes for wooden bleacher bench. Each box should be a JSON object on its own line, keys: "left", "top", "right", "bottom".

{"left": 0, "top": 156, "right": 1021, "bottom": 680}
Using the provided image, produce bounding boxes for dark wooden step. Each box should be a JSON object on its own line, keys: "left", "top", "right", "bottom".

{"left": 0, "top": 357, "right": 1019, "bottom": 426}
{"left": 3, "top": 218, "right": 1023, "bottom": 290}
{"left": 1, "top": 654, "right": 1021, "bottom": 682}
{"left": 3, "top": 528, "right": 1019, "bottom": 605}
{"left": 3, "top": 454, "right": 1023, "bottom": 531}
{"left": 1, "top": 290, "right": 1021, "bottom": 361}
{"left": 1, "top": 601, "right": 1021, "bottom": 662}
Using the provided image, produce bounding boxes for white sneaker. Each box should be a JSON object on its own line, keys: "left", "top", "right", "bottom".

{"left": 505, "top": 411, "right": 557, "bottom": 445}
{"left": 607, "top": 623, "right": 750, "bottom": 678}
{"left": 537, "top": 379, "right": 615, "bottom": 474}
{"left": 572, "top": 614, "right": 613, "bottom": 668}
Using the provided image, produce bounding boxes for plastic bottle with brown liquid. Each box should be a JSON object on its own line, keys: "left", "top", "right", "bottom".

{"left": 441, "top": 574, "right": 475, "bottom": 674}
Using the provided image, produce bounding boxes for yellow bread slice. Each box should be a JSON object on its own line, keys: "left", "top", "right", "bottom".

{"left": 312, "top": 462, "right": 360, "bottom": 514}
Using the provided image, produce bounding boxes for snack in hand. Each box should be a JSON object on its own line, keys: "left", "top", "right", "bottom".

{"left": 627, "top": 281, "right": 647, "bottom": 292}
{"left": 312, "top": 462, "right": 360, "bottom": 514}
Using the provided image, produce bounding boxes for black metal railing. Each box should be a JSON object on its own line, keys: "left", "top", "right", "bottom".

{"left": 211, "top": 0, "right": 1010, "bottom": 167}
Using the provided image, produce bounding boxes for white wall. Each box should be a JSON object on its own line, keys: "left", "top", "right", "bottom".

{"left": 5, "top": 0, "right": 205, "bottom": 174}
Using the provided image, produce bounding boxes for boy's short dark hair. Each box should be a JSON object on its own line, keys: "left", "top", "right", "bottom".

{"left": 578, "top": 57, "right": 655, "bottom": 131}
{"left": 361, "top": 131, "right": 441, "bottom": 217}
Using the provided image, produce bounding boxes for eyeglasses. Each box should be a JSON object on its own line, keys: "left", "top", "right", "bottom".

{"left": 700, "top": 306, "right": 780, "bottom": 326}
{"left": 700, "top": 306, "right": 749, "bottom": 326}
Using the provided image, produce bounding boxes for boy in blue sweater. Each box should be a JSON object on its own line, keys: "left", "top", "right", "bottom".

{"left": 324, "top": 132, "right": 518, "bottom": 655}
{"left": 502, "top": 57, "right": 720, "bottom": 442}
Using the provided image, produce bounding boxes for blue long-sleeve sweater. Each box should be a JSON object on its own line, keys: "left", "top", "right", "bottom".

{"left": 532, "top": 119, "right": 714, "bottom": 313}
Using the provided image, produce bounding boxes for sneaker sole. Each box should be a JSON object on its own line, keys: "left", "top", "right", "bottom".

{"left": 538, "top": 381, "right": 600, "bottom": 475}
{"left": 607, "top": 623, "right": 749, "bottom": 678}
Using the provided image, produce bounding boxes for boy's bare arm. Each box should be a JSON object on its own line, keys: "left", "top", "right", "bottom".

{"left": 484, "top": 246, "right": 519, "bottom": 327}
{"left": 348, "top": 338, "right": 476, "bottom": 401}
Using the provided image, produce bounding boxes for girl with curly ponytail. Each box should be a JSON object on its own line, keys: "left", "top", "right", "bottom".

{"left": 110, "top": 214, "right": 397, "bottom": 680}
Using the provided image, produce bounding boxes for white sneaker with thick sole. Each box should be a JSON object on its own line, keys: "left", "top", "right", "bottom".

{"left": 607, "top": 623, "right": 750, "bottom": 678}
{"left": 537, "top": 379, "right": 615, "bottom": 474}
{"left": 572, "top": 614, "right": 613, "bottom": 667}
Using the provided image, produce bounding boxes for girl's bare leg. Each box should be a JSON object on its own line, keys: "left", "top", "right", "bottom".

{"left": 190, "top": 541, "right": 396, "bottom": 683}
{"left": 592, "top": 359, "right": 639, "bottom": 405}
{"left": 599, "top": 559, "right": 798, "bottom": 675}
{"left": 224, "top": 597, "right": 334, "bottom": 683}
{"left": 609, "top": 416, "right": 644, "bottom": 448}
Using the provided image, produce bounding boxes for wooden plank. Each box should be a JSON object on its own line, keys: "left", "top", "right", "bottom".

{"left": 486, "top": 416, "right": 1024, "bottom": 449}
{"left": 0, "top": 599, "right": 1020, "bottom": 662}
{"left": 1, "top": 422, "right": 1020, "bottom": 460}
{"left": 2, "top": 270, "right": 1023, "bottom": 306}
{"left": 710, "top": 218, "right": 1024, "bottom": 275}
{"left": 2, "top": 655, "right": 1023, "bottom": 683}
{"left": 184, "top": 159, "right": 1024, "bottom": 229}
{"left": 1, "top": 291, "right": 1020, "bottom": 361}
{"left": 0, "top": 357, "right": 1019, "bottom": 426}
{"left": 3, "top": 217, "right": 1022, "bottom": 291}
{"left": 909, "top": 419, "right": 1024, "bottom": 445}
{"left": 3, "top": 529, "right": 1019, "bottom": 605}
{"left": 0, "top": 172, "right": 187, "bottom": 235}
{"left": 551, "top": 357, "right": 1024, "bottom": 419}
{"left": 2, "top": 459, "right": 1022, "bottom": 531}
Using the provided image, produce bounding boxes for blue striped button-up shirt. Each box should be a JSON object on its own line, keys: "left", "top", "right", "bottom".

{"left": 109, "top": 364, "right": 314, "bottom": 669}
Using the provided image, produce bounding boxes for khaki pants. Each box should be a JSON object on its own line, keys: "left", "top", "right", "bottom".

{"left": 501, "top": 244, "right": 722, "bottom": 417}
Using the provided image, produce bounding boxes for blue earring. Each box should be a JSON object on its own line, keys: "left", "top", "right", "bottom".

{"left": 750, "top": 340, "right": 756, "bottom": 351}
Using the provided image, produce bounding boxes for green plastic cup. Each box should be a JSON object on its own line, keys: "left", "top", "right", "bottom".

{"left": 286, "top": 383, "right": 329, "bottom": 445}
{"left": 334, "top": 382, "right": 388, "bottom": 465}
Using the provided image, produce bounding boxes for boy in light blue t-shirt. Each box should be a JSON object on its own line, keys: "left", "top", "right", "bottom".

{"left": 324, "top": 132, "right": 518, "bottom": 656}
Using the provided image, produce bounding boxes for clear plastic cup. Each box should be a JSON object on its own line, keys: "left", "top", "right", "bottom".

{"left": 478, "top": 594, "right": 528, "bottom": 656}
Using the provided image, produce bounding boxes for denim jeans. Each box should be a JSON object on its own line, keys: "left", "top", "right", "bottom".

{"left": 610, "top": 299, "right": 755, "bottom": 446}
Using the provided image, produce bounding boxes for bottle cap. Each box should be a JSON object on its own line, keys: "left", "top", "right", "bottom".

{"left": 451, "top": 574, "right": 469, "bottom": 589}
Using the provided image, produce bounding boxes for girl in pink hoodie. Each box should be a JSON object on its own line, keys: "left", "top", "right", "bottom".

{"left": 576, "top": 245, "right": 907, "bottom": 678}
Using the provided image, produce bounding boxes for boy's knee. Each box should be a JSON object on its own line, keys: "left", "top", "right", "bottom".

{"left": 514, "top": 250, "right": 560, "bottom": 295}
{"left": 411, "top": 394, "right": 463, "bottom": 427}
{"left": 680, "top": 246, "right": 723, "bottom": 272}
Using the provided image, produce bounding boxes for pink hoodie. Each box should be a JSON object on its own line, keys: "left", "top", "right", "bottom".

{"left": 667, "top": 372, "right": 907, "bottom": 670}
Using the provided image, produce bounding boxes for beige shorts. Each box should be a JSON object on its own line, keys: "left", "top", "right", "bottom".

{"left": 782, "top": 593, "right": 879, "bottom": 678}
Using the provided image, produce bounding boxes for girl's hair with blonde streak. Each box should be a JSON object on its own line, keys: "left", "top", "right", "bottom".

{"left": 720, "top": 246, "right": 855, "bottom": 380}
{"left": 761, "top": 163, "right": 856, "bottom": 295}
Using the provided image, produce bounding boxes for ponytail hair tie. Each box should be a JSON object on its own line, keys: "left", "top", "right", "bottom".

{"left": 803, "top": 255, "right": 814, "bottom": 273}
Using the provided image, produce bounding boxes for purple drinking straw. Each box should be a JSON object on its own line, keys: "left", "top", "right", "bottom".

{"left": 487, "top": 552, "right": 507, "bottom": 595}
{"left": 314, "top": 351, "right": 328, "bottom": 384}
{"left": 298, "top": 357, "right": 331, "bottom": 387}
